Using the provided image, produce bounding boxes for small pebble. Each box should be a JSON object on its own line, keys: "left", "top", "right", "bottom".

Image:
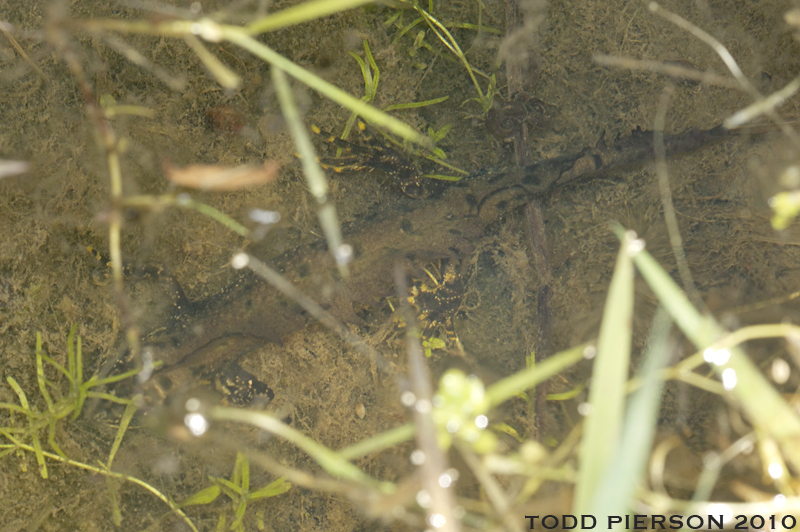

{"left": 355, "top": 403, "right": 366, "bottom": 419}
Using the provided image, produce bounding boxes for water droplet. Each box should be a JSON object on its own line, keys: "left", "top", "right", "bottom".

{"left": 184, "top": 412, "right": 209, "bottom": 436}
{"left": 721, "top": 368, "right": 737, "bottom": 390}
{"left": 231, "top": 253, "right": 249, "bottom": 269}
{"left": 410, "top": 450, "right": 426, "bottom": 465}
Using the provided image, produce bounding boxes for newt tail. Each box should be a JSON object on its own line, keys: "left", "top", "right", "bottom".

{"left": 473, "top": 124, "right": 745, "bottom": 213}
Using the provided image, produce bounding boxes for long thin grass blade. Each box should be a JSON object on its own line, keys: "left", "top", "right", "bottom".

{"left": 6, "top": 377, "right": 30, "bottom": 411}
{"left": 105, "top": 476, "right": 122, "bottom": 526}
{"left": 484, "top": 343, "right": 587, "bottom": 408}
{"left": 31, "top": 432, "right": 47, "bottom": 479}
{"left": 591, "top": 307, "right": 672, "bottom": 518}
{"left": 574, "top": 231, "right": 637, "bottom": 514}
{"left": 35, "top": 332, "right": 55, "bottom": 411}
{"left": 106, "top": 397, "right": 138, "bottom": 468}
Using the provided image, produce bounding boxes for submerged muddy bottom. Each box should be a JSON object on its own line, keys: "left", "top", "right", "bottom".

{"left": 2, "top": 0, "right": 800, "bottom": 529}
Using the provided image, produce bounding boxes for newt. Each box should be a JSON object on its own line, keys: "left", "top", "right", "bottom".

{"left": 135, "top": 122, "right": 756, "bottom": 405}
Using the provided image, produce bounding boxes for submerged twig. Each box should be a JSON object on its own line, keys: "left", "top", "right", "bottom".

{"left": 504, "top": 0, "right": 551, "bottom": 438}
{"left": 652, "top": 85, "right": 703, "bottom": 309}
{"left": 47, "top": 25, "right": 142, "bottom": 370}
{"left": 593, "top": 53, "right": 739, "bottom": 88}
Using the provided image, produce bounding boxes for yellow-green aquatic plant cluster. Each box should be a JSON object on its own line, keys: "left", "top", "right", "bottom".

{"left": 0, "top": 325, "right": 139, "bottom": 479}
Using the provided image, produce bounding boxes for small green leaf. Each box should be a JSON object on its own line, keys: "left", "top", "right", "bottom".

{"left": 422, "top": 337, "right": 446, "bottom": 357}
{"left": 235, "top": 452, "right": 249, "bottom": 492}
{"left": 421, "top": 173, "right": 462, "bottom": 182}
{"left": 491, "top": 422, "right": 524, "bottom": 443}
{"left": 248, "top": 477, "right": 292, "bottom": 500}
{"left": 213, "top": 475, "right": 242, "bottom": 497}
{"left": 232, "top": 498, "right": 248, "bottom": 530}
{"left": 177, "top": 484, "right": 221, "bottom": 508}
{"left": 384, "top": 95, "right": 448, "bottom": 112}
{"left": 427, "top": 123, "right": 452, "bottom": 143}
{"left": 7, "top": 376, "right": 30, "bottom": 410}
{"left": 546, "top": 382, "right": 586, "bottom": 401}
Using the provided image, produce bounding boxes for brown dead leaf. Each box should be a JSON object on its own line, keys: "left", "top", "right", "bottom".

{"left": 163, "top": 160, "right": 279, "bottom": 191}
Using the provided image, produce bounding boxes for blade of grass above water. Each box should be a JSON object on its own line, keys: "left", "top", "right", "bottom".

{"left": 591, "top": 306, "right": 672, "bottom": 519}
{"left": 615, "top": 224, "right": 800, "bottom": 471}
{"left": 573, "top": 231, "right": 636, "bottom": 515}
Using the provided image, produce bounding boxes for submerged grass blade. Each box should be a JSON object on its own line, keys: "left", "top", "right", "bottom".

{"left": 6, "top": 436, "right": 199, "bottom": 531}
{"left": 573, "top": 231, "right": 636, "bottom": 514}
{"left": 177, "top": 485, "right": 221, "bottom": 508}
{"left": 6, "top": 377, "right": 30, "bottom": 412}
{"left": 106, "top": 397, "right": 138, "bottom": 468}
{"left": 35, "top": 333, "right": 55, "bottom": 412}
{"left": 31, "top": 430, "right": 47, "bottom": 479}
{"left": 337, "top": 423, "right": 415, "bottom": 460}
{"left": 484, "top": 343, "right": 587, "bottom": 408}
{"left": 271, "top": 65, "right": 349, "bottom": 277}
{"left": 106, "top": 476, "right": 122, "bottom": 526}
{"left": 47, "top": 419, "right": 67, "bottom": 459}
{"left": 249, "top": 477, "right": 292, "bottom": 500}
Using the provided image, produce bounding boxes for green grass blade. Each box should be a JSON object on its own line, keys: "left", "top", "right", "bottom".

{"left": 31, "top": 432, "right": 47, "bottom": 479}
{"left": 105, "top": 476, "right": 122, "bottom": 526}
{"left": 90, "top": 363, "right": 153, "bottom": 387}
{"left": 67, "top": 325, "right": 77, "bottom": 383}
{"left": 106, "top": 397, "right": 138, "bottom": 467}
{"left": 484, "top": 343, "right": 587, "bottom": 408}
{"left": 47, "top": 418, "right": 68, "bottom": 459}
{"left": 337, "top": 423, "right": 415, "bottom": 460}
{"left": 6, "top": 435, "right": 200, "bottom": 531}
{"left": 234, "top": 452, "right": 249, "bottom": 492}
{"left": 210, "top": 407, "right": 393, "bottom": 492}
{"left": 248, "top": 477, "right": 291, "bottom": 500}
{"left": 85, "top": 391, "right": 134, "bottom": 405}
{"left": 573, "top": 231, "right": 636, "bottom": 514}
{"left": 40, "top": 354, "right": 71, "bottom": 386}
{"left": 75, "top": 330, "right": 83, "bottom": 389}
{"left": 177, "top": 484, "right": 221, "bottom": 508}
{"left": 349, "top": 39, "right": 378, "bottom": 101}
{"left": 618, "top": 225, "right": 800, "bottom": 471}
{"left": 35, "top": 332, "right": 55, "bottom": 411}
{"left": 0, "top": 447, "right": 16, "bottom": 459}
{"left": 222, "top": 31, "right": 430, "bottom": 149}
{"left": 364, "top": 40, "right": 379, "bottom": 93}
{"left": 591, "top": 306, "right": 672, "bottom": 517}
{"left": 213, "top": 476, "right": 242, "bottom": 496}
{"left": 393, "top": 16, "right": 424, "bottom": 42}
{"left": 233, "top": 498, "right": 248, "bottom": 530}
{"left": 0, "top": 401, "right": 30, "bottom": 415}
{"left": 7, "top": 377, "right": 31, "bottom": 411}
{"left": 177, "top": 196, "right": 250, "bottom": 237}
{"left": 245, "top": 0, "right": 376, "bottom": 35}
{"left": 384, "top": 95, "right": 449, "bottom": 111}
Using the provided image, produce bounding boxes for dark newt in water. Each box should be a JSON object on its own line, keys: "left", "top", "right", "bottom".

{"left": 129, "top": 122, "right": 757, "bottom": 405}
